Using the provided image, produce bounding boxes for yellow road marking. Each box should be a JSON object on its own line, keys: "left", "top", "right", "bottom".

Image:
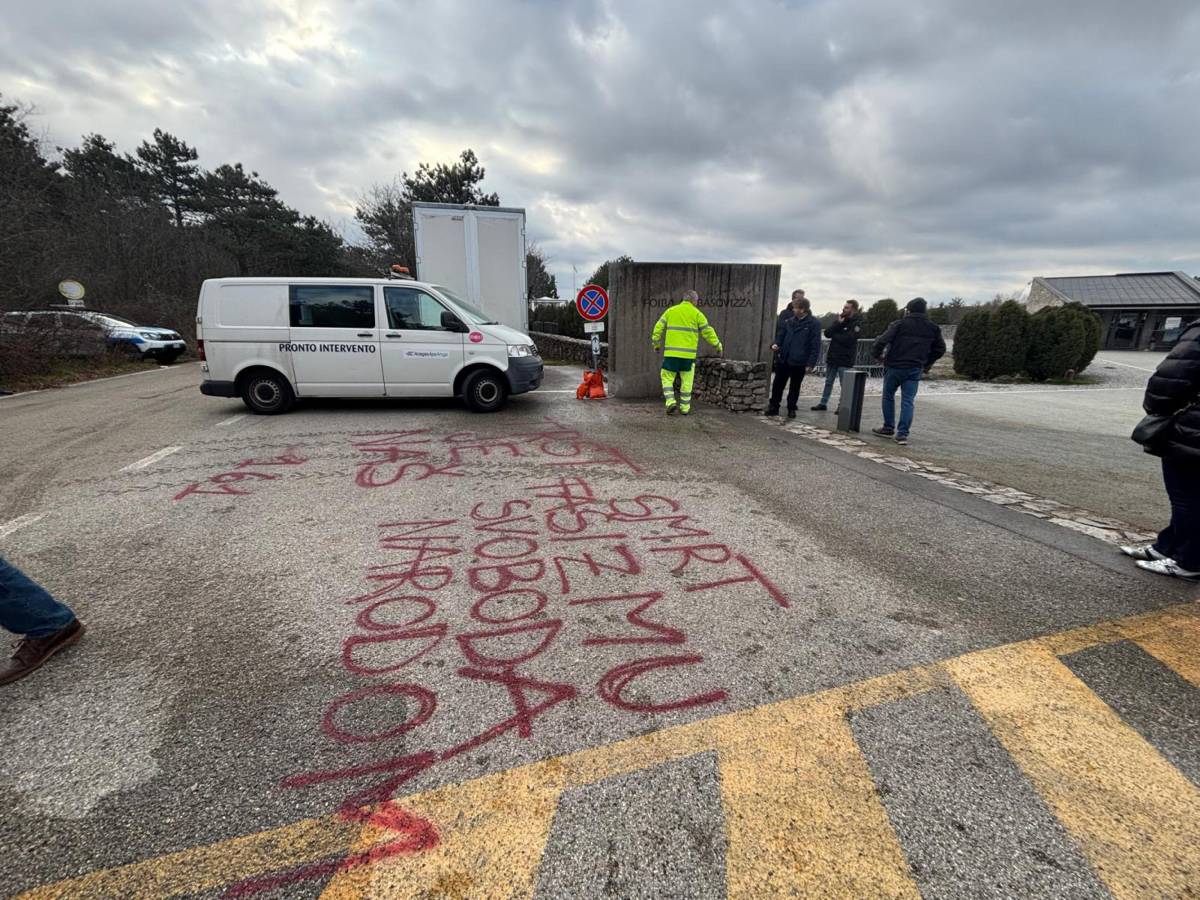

{"left": 717, "top": 696, "right": 920, "bottom": 898}
{"left": 15, "top": 812, "right": 360, "bottom": 900}
{"left": 327, "top": 670, "right": 935, "bottom": 899}
{"left": 948, "top": 642, "right": 1200, "bottom": 898}
{"left": 18, "top": 603, "right": 1200, "bottom": 899}
{"left": 1121, "top": 605, "right": 1200, "bottom": 686}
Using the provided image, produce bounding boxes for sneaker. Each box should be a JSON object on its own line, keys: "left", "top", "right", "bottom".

{"left": 764, "top": 407, "right": 779, "bottom": 417}
{"left": 811, "top": 404, "right": 827, "bottom": 411}
{"left": 1120, "top": 545, "right": 1165, "bottom": 562}
{"left": 872, "top": 427, "right": 895, "bottom": 437}
{"left": 0, "top": 619, "right": 85, "bottom": 687}
{"left": 894, "top": 435, "right": 909, "bottom": 445}
{"left": 666, "top": 403, "right": 678, "bottom": 416}
{"left": 1136, "top": 558, "right": 1200, "bottom": 580}
{"left": 786, "top": 409, "right": 797, "bottom": 419}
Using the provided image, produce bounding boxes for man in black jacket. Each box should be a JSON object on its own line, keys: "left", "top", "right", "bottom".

{"left": 812, "top": 299, "right": 862, "bottom": 411}
{"left": 1122, "top": 320, "right": 1200, "bottom": 579}
{"left": 869, "top": 297, "right": 946, "bottom": 445}
{"left": 766, "top": 295, "right": 822, "bottom": 418}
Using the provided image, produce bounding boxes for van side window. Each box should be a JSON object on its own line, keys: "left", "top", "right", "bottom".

{"left": 385, "top": 287, "right": 453, "bottom": 331}
{"left": 289, "top": 286, "right": 375, "bottom": 328}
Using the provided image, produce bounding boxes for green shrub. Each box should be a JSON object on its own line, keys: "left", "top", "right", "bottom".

{"left": 862, "top": 298, "right": 900, "bottom": 338}
{"left": 1025, "top": 307, "right": 1086, "bottom": 381}
{"left": 984, "top": 300, "right": 1030, "bottom": 378}
{"left": 952, "top": 308, "right": 993, "bottom": 379}
{"left": 1062, "top": 302, "right": 1103, "bottom": 373}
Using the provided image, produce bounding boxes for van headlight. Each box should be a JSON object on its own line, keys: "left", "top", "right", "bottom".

{"left": 507, "top": 344, "right": 537, "bottom": 358}
{"left": 139, "top": 331, "right": 158, "bottom": 339}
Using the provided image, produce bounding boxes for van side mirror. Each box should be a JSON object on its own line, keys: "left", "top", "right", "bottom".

{"left": 441, "top": 311, "right": 468, "bottom": 332}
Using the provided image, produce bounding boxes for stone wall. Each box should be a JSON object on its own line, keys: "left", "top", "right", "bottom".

{"left": 690, "top": 358, "right": 770, "bottom": 412}
{"left": 530, "top": 332, "right": 609, "bottom": 368}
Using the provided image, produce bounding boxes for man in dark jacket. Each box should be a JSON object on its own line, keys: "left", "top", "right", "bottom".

{"left": 869, "top": 297, "right": 946, "bottom": 445}
{"left": 1121, "top": 320, "right": 1200, "bottom": 579}
{"left": 812, "top": 299, "right": 862, "bottom": 411}
{"left": 766, "top": 295, "right": 822, "bottom": 418}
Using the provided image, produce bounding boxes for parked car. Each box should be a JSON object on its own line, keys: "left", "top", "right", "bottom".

{"left": 0, "top": 309, "right": 187, "bottom": 362}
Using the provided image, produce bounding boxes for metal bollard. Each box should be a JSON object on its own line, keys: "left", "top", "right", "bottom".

{"left": 837, "top": 368, "right": 868, "bottom": 432}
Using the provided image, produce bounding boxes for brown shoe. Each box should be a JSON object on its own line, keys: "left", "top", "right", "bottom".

{"left": 0, "top": 619, "right": 84, "bottom": 686}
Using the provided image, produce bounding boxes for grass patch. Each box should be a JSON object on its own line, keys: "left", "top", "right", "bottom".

{"left": 0, "top": 355, "right": 164, "bottom": 394}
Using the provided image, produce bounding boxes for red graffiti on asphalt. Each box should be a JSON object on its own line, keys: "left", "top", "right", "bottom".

{"left": 230, "top": 472, "right": 789, "bottom": 894}
{"left": 351, "top": 419, "right": 643, "bottom": 488}
{"left": 174, "top": 449, "right": 308, "bottom": 500}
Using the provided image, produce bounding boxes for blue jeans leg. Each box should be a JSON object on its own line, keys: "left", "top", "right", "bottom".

{"left": 897, "top": 369, "right": 922, "bottom": 437}
{"left": 0, "top": 556, "right": 76, "bottom": 639}
{"left": 820, "top": 366, "right": 843, "bottom": 406}
{"left": 881, "top": 368, "right": 901, "bottom": 429}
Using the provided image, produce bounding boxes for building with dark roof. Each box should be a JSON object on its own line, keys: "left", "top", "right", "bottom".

{"left": 1027, "top": 271, "right": 1200, "bottom": 350}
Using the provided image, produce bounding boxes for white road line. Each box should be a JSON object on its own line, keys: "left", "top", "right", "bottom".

{"left": 215, "top": 414, "right": 248, "bottom": 427}
{"left": 0, "top": 389, "right": 41, "bottom": 401}
{"left": 120, "top": 446, "right": 182, "bottom": 472}
{"left": 65, "top": 365, "right": 191, "bottom": 389}
{"left": 0, "top": 513, "right": 46, "bottom": 540}
{"left": 1096, "top": 357, "right": 1158, "bottom": 373}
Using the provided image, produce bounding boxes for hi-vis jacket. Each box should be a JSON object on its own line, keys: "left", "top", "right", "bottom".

{"left": 651, "top": 301, "right": 723, "bottom": 360}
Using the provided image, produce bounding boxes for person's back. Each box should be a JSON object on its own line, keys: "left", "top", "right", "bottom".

{"left": 869, "top": 298, "right": 945, "bottom": 445}
{"left": 650, "top": 291, "right": 722, "bottom": 415}
{"left": 873, "top": 313, "right": 944, "bottom": 369}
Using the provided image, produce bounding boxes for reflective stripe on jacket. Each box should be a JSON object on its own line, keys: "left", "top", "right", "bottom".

{"left": 651, "top": 301, "right": 722, "bottom": 360}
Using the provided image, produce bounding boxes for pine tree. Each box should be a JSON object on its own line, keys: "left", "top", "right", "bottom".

{"left": 861, "top": 298, "right": 900, "bottom": 338}
{"left": 953, "top": 308, "right": 993, "bottom": 379}
{"left": 1025, "top": 308, "right": 1086, "bottom": 381}
{"left": 135, "top": 129, "right": 200, "bottom": 227}
{"left": 985, "top": 300, "right": 1030, "bottom": 378}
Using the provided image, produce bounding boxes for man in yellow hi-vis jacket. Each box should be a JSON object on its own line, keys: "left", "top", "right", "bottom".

{"left": 651, "top": 290, "right": 723, "bottom": 415}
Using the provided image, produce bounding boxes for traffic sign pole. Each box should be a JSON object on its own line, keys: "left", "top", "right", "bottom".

{"left": 575, "top": 284, "right": 609, "bottom": 373}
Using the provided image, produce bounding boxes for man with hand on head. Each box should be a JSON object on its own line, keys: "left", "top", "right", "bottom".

{"left": 812, "top": 298, "right": 863, "bottom": 412}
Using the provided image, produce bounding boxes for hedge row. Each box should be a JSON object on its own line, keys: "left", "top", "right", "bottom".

{"left": 953, "top": 301, "right": 1102, "bottom": 382}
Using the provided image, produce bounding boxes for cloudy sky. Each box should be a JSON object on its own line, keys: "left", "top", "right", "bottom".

{"left": 4, "top": 0, "right": 1199, "bottom": 313}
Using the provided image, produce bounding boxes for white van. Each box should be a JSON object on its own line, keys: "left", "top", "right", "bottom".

{"left": 195, "top": 276, "right": 543, "bottom": 414}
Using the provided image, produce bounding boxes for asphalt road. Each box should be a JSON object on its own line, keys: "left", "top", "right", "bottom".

{"left": 1, "top": 362, "right": 1197, "bottom": 899}
{"left": 787, "top": 351, "right": 1168, "bottom": 531}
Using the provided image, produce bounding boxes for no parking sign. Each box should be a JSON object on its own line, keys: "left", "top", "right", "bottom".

{"left": 575, "top": 284, "right": 609, "bottom": 321}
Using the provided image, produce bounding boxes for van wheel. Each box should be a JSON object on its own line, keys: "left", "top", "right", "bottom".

{"left": 241, "top": 371, "right": 295, "bottom": 415}
{"left": 462, "top": 369, "right": 508, "bottom": 413}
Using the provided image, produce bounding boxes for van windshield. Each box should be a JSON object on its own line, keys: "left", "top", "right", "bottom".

{"left": 431, "top": 285, "right": 497, "bottom": 325}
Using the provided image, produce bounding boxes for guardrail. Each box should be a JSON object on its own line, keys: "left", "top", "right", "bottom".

{"left": 813, "top": 339, "right": 883, "bottom": 376}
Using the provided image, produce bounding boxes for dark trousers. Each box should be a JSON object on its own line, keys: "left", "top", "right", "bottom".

{"left": 1154, "top": 458, "right": 1200, "bottom": 570}
{"left": 769, "top": 364, "right": 806, "bottom": 412}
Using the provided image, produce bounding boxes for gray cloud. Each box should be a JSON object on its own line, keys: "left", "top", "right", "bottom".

{"left": 2, "top": 0, "right": 1198, "bottom": 310}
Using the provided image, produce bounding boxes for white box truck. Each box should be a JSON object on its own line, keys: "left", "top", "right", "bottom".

{"left": 412, "top": 202, "right": 528, "bottom": 331}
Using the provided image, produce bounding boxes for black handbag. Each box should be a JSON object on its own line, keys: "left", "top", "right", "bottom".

{"left": 1132, "top": 404, "right": 1194, "bottom": 450}
{"left": 1132, "top": 413, "right": 1175, "bottom": 449}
